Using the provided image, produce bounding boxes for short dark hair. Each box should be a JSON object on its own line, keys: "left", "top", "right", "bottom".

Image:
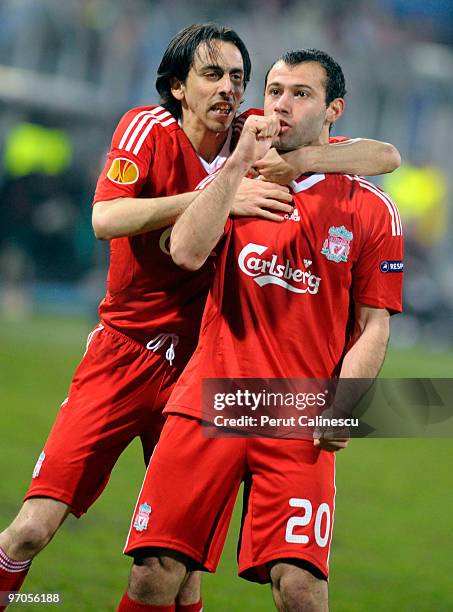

{"left": 156, "top": 23, "right": 251, "bottom": 119}
{"left": 265, "top": 49, "right": 346, "bottom": 105}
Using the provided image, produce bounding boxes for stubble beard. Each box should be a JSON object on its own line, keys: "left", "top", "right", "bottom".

{"left": 274, "top": 133, "right": 308, "bottom": 153}
{"left": 275, "top": 121, "right": 324, "bottom": 153}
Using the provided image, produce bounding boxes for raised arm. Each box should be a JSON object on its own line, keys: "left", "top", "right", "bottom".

{"left": 92, "top": 106, "right": 292, "bottom": 240}
{"left": 170, "top": 115, "right": 281, "bottom": 271}
{"left": 253, "top": 139, "right": 401, "bottom": 184}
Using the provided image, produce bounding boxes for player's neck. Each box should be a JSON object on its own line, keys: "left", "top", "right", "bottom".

{"left": 306, "top": 125, "right": 331, "bottom": 147}
{"left": 310, "top": 130, "right": 330, "bottom": 147}
{"left": 181, "top": 120, "right": 229, "bottom": 163}
{"left": 318, "top": 125, "right": 331, "bottom": 145}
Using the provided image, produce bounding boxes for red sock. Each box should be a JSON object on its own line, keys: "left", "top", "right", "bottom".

{"left": 176, "top": 599, "right": 203, "bottom": 612}
{"left": 0, "top": 547, "right": 31, "bottom": 611}
{"left": 117, "top": 592, "right": 175, "bottom": 612}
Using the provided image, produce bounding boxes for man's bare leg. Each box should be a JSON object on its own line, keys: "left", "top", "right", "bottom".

{"left": 0, "top": 498, "right": 69, "bottom": 561}
{"left": 0, "top": 498, "right": 69, "bottom": 609}
{"left": 269, "top": 561, "right": 328, "bottom": 612}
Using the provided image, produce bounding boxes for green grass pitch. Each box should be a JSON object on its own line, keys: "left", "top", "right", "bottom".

{"left": 1, "top": 315, "right": 453, "bottom": 611}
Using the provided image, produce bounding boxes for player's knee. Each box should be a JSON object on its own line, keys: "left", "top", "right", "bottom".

{"left": 270, "top": 562, "right": 328, "bottom": 612}
{"left": 7, "top": 518, "right": 54, "bottom": 558}
{"left": 2, "top": 499, "right": 68, "bottom": 559}
{"left": 279, "top": 572, "right": 319, "bottom": 612}
{"left": 177, "top": 570, "right": 201, "bottom": 605}
{"left": 129, "top": 554, "right": 187, "bottom": 603}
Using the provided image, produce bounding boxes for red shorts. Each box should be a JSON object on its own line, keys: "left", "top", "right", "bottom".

{"left": 25, "top": 324, "right": 189, "bottom": 517}
{"left": 124, "top": 415, "right": 336, "bottom": 582}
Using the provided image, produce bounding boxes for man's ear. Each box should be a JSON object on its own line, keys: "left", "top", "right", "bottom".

{"left": 170, "top": 77, "right": 185, "bottom": 101}
{"left": 326, "top": 98, "right": 344, "bottom": 126}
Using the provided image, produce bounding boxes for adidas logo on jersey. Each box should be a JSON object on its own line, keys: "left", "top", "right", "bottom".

{"left": 238, "top": 243, "right": 321, "bottom": 294}
{"left": 284, "top": 207, "right": 301, "bottom": 222}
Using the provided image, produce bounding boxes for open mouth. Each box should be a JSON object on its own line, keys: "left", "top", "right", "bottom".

{"left": 210, "top": 103, "right": 234, "bottom": 117}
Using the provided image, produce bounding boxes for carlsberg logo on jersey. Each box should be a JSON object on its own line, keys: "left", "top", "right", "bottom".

{"left": 238, "top": 243, "right": 321, "bottom": 294}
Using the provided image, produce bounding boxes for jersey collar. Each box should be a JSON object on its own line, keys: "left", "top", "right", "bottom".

{"left": 178, "top": 119, "right": 232, "bottom": 175}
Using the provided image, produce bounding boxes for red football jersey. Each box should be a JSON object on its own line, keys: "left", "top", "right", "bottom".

{"left": 166, "top": 172, "right": 403, "bottom": 418}
{"left": 93, "top": 105, "right": 234, "bottom": 347}
{"left": 92, "top": 105, "right": 351, "bottom": 349}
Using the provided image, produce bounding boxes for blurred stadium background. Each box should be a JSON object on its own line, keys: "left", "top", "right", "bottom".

{"left": 1, "top": 0, "right": 453, "bottom": 610}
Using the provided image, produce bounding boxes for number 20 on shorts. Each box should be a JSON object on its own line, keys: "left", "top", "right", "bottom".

{"left": 285, "top": 498, "right": 331, "bottom": 547}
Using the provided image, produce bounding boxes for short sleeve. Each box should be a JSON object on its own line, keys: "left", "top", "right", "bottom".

{"left": 93, "top": 107, "right": 158, "bottom": 204}
{"left": 329, "top": 136, "right": 350, "bottom": 143}
{"left": 353, "top": 181, "right": 404, "bottom": 314}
